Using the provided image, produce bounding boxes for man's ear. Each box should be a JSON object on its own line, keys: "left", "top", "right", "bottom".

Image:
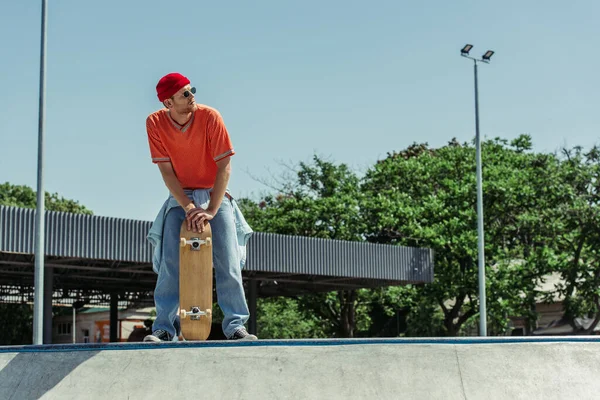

{"left": 163, "top": 99, "right": 172, "bottom": 109}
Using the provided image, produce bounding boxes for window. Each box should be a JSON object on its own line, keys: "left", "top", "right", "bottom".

{"left": 57, "top": 323, "right": 72, "bottom": 336}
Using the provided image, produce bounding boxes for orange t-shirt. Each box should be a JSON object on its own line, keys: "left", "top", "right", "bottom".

{"left": 146, "top": 104, "right": 235, "bottom": 189}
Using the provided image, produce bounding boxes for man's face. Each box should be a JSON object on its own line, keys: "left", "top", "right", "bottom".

{"left": 166, "top": 85, "right": 196, "bottom": 113}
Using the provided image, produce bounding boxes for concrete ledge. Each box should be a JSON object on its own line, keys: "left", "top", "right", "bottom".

{"left": 1, "top": 337, "right": 599, "bottom": 399}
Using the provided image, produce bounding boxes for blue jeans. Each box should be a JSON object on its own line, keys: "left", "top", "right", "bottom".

{"left": 152, "top": 191, "right": 250, "bottom": 339}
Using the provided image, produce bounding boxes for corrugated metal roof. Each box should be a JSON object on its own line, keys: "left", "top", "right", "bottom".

{"left": 246, "top": 233, "right": 433, "bottom": 283}
{"left": 1, "top": 205, "right": 153, "bottom": 263}
{"left": 0, "top": 205, "right": 433, "bottom": 283}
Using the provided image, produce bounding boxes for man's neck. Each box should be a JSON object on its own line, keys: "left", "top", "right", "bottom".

{"left": 168, "top": 110, "right": 193, "bottom": 126}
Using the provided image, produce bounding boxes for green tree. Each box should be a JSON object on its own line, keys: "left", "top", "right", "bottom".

{"left": 0, "top": 304, "right": 34, "bottom": 345}
{"left": 256, "top": 297, "right": 327, "bottom": 338}
{"left": 241, "top": 155, "right": 373, "bottom": 338}
{"left": 0, "top": 182, "right": 93, "bottom": 214}
{"left": 244, "top": 137, "right": 597, "bottom": 338}
{"left": 360, "top": 136, "right": 572, "bottom": 336}
{"left": 549, "top": 145, "right": 600, "bottom": 333}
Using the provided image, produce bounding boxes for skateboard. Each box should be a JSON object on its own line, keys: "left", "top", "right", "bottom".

{"left": 178, "top": 220, "right": 213, "bottom": 341}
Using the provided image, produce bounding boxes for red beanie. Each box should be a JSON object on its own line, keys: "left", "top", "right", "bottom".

{"left": 156, "top": 73, "right": 190, "bottom": 102}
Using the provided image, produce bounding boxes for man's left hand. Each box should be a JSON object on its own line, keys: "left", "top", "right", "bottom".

{"left": 185, "top": 207, "right": 215, "bottom": 232}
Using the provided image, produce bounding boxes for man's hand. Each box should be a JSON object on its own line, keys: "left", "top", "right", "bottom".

{"left": 183, "top": 202, "right": 196, "bottom": 214}
{"left": 185, "top": 206, "right": 215, "bottom": 232}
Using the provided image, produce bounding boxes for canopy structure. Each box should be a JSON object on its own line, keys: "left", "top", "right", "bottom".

{"left": 0, "top": 205, "right": 433, "bottom": 305}
{"left": 0, "top": 205, "right": 434, "bottom": 340}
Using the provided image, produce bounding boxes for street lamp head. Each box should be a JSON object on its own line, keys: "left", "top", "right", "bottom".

{"left": 461, "top": 44, "right": 473, "bottom": 56}
{"left": 482, "top": 50, "right": 495, "bottom": 62}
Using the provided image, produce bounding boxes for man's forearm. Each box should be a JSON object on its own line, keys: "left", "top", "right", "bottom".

{"left": 161, "top": 170, "right": 193, "bottom": 210}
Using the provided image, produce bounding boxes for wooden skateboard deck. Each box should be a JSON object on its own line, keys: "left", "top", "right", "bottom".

{"left": 178, "top": 220, "right": 213, "bottom": 341}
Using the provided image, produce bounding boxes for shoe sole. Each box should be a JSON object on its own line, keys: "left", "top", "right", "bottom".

{"left": 233, "top": 335, "right": 258, "bottom": 341}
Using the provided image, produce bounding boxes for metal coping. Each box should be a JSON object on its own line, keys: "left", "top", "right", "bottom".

{"left": 1, "top": 336, "right": 599, "bottom": 353}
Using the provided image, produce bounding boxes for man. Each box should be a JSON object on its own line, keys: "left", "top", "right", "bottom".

{"left": 144, "top": 72, "right": 256, "bottom": 341}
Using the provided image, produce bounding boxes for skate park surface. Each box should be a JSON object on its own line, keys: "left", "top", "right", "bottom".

{"left": 1, "top": 336, "right": 599, "bottom": 400}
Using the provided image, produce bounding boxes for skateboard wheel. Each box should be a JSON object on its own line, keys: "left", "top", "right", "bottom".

{"left": 180, "top": 238, "right": 186, "bottom": 247}
{"left": 206, "top": 238, "right": 212, "bottom": 246}
{"left": 206, "top": 308, "right": 212, "bottom": 317}
{"left": 180, "top": 309, "right": 187, "bottom": 319}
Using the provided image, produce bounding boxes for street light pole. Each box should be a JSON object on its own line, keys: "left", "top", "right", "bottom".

{"left": 473, "top": 58, "right": 486, "bottom": 337}
{"left": 33, "top": 0, "right": 48, "bottom": 345}
{"left": 461, "top": 44, "right": 494, "bottom": 337}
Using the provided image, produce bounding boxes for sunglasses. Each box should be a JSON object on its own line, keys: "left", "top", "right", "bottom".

{"left": 182, "top": 87, "right": 196, "bottom": 98}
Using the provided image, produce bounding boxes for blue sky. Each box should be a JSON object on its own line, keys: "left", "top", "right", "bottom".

{"left": 1, "top": 1, "right": 598, "bottom": 221}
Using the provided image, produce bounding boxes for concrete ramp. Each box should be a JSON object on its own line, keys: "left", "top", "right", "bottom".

{"left": 1, "top": 337, "right": 599, "bottom": 399}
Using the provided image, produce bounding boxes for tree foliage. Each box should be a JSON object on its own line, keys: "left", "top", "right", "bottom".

{"left": 360, "top": 136, "right": 577, "bottom": 335}
{"left": 241, "top": 156, "right": 372, "bottom": 338}
{"left": 0, "top": 304, "right": 34, "bottom": 345}
{"left": 0, "top": 182, "right": 93, "bottom": 214}
{"left": 548, "top": 146, "right": 600, "bottom": 333}
{"left": 242, "top": 135, "right": 600, "bottom": 337}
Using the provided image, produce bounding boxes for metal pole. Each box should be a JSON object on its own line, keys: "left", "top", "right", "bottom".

{"left": 72, "top": 307, "right": 76, "bottom": 343}
{"left": 33, "top": 0, "right": 48, "bottom": 345}
{"left": 473, "top": 59, "right": 487, "bottom": 336}
{"left": 43, "top": 267, "right": 53, "bottom": 343}
{"left": 248, "top": 280, "right": 257, "bottom": 335}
